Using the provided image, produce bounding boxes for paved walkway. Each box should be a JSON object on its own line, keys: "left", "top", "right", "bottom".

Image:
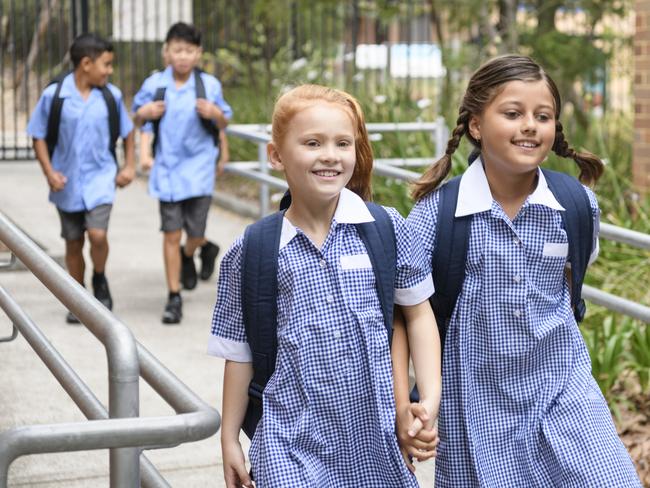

{"left": 0, "top": 161, "right": 434, "bottom": 486}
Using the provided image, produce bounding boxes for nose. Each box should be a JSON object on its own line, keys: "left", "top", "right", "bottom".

{"left": 521, "top": 113, "right": 537, "bottom": 134}
{"left": 321, "top": 143, "right": 340, "bottom": 163}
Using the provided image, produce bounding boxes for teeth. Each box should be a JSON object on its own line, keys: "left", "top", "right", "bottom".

{"left": 515, "top": 141, "right": 537, "bottom": 148}
{"left": 314, "top": 171, "right": 338, "bottom": 177}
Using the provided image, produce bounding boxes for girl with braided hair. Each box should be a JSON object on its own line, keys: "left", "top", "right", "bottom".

{"left": 398, "top": 55, "right": 641, "bottom": 486}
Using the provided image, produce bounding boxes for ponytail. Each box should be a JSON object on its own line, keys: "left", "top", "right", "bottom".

{"left": 552, "top": 121, "right": 604, "bottom": 185}
{"left": 412, "top": 110, "right": 473, "bottom": 201}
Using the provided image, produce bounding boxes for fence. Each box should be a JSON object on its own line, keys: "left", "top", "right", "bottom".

{"left": 222, "top": 122, "right": 650, "bottom": 325}
{"left": 0, "top": 211, "right": 221, "bottom": 487}
{"left": 1, "top": 0, "right": 444, "bottom": 160}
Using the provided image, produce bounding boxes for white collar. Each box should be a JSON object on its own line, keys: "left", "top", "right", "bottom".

{"left": 279, "top": 188, "right": 374, "bottom": 249}
{"left": 455, "top": 158, "right": 565, "bottom": 217}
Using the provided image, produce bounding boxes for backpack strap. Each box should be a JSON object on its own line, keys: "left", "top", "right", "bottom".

{"left": 45, "top": 79, "right": 66, "bottom": 158}
{"left": 99, "top": 85, "right": 120, "bottom": 163}
{"left": 355, "top": 203, "right": 396, "bottom": 345}
{"left": 193, "top": 68, "right": 221, "bottom": 148}
{"left": 240, "top": 210, "right": 284, "bottom": 439}
{"left": 151, "top": 86, "right": 167, "bottom": 154}
{"left": 429, "top": 175, "right": 472, "bottom": 350}
{"left": 542, "top": 169, "right": 593, "bottom": 323}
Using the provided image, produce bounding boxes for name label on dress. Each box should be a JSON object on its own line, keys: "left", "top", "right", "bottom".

{"left": 340, "top": 253, "right": 372, "bottom": 270}
{"left": 543, "top": 242, "right": 569, "bottom": 257}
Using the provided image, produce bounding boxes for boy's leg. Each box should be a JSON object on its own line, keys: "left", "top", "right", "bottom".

{"left": 57, "top": 208, "right": 85, "bottom": 323}
{"left": 86, "top": 205, "right": 113, "bottom": 310}
{"left": 182, "top": 196, "right": 219, "bottom": 282}
{"left": 159, "top": 200, "right": 184, "bottom": 324}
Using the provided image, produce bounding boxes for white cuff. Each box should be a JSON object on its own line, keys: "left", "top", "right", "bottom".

{"left": 394, "top": 273, "right": 435, "bottom": 306}
{"left": 207, "top": 335, "right": 253, "bottom": 362}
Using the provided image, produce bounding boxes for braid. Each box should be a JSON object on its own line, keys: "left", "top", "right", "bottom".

{"left": 552, "top": 121, "right": 604, "bottom": 185}
{"left": 412, "top": 110, "right": 472, "bottom": 200}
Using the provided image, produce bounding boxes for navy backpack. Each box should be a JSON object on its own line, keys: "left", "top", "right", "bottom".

{"left": 430, "top": 166, "right": 594, "bottom": 351}
{"left": 45, "top": 71, "right": 120, "bottom": 161}
{"left": 239, "top": 198, "right": 397, "bottom": 439}
{"left": 150, "top": 67, "right": 220, "bottom": 153}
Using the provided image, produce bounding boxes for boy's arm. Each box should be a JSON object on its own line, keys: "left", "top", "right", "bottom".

{"left": 33, "top": 138, "right": 66, "bottom": 192}
{"left": 139, "top": 131, "right": 154, "bottom": 171}
{"left": 217, "top": 132, "right": 230, "bottom": 176}
{"left": 196, "top": 99, "right": 228, "bottom": 129}
{"left": 222, "top": 360, "right": 254, "bottom": 488}
{"left": 116, "top": 130, "right": 136, "bottom": 188}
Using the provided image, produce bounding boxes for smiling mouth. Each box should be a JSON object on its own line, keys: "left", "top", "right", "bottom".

{"left": 512, "top": 140, "right": 540, "bottom": 149}
{"left": 313, "top": 170, "right": 340, "bottom": 177}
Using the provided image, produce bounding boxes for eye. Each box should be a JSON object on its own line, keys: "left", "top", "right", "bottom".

{"left": 338, "top": 140, "right": 352, "bottom": 148}
{"left": 536, "top": 113, "right": 552, "bottom": 122}
{"left": 305, "top": 140, "right": 320, "bottom": 147}
{"left": 504, "top": 111, "right": 519, "bottom": 119}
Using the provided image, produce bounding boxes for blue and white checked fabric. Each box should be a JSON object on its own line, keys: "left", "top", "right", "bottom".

{"left": 209, "top": 188, "right": 433, "bottom": 487}
{"left": 408, "top": 161, "right": 641, "bottom": 488}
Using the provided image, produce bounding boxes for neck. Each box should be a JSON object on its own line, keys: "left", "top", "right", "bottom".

{"left": 173, "top": 69, "right": 192, "bottom": 85}
{"left": 483, "top": 163, "right": 538, "bottom": 220}
{"left": 284, "top": 192, "right": 340, "bottom": 249}
{"left": 73, "top": 70, "right": 93, "bottom": 96}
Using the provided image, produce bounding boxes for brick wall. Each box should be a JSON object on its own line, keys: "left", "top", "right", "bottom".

{"left": 635, "top": 0, "right": 650, "bottom": 193}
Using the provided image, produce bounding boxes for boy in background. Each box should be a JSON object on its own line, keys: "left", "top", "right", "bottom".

{"left": 27, "top": 33, "right": 135, "bottom": 323}
{"left": 133, "top": 22, "right": 232, "bottom": 325}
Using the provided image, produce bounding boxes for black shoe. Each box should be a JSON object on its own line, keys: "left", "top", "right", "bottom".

{"left": 92, "top": 273, "right": 113, "bottom": 310}
{"left": 180, "top": 246, "right": 197, "bottom": 290}
{"left": 66, "top": 311, "right": 81, "bottom": 324}
{"left": 199, "top": 241, "right": 220, "bottom": 281}
{"left": 162, "top": 294, "right": 182, "bottom": 324}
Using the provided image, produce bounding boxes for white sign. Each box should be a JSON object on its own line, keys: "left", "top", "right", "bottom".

{"left": 112, "top": 0, "right": 193, "bottom": 41}
{"left": 355, "top": 43, "right": 446, "bottom": 78}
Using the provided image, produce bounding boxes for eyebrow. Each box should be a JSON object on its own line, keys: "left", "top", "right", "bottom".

{"left": 497, "top": 100, "right": 555, "bottom": 111}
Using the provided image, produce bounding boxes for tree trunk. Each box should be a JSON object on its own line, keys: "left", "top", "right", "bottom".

{"left": 16, "top": 0, "right": 58, "bottom": 110}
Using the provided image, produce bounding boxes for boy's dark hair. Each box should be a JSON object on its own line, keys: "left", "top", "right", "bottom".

{"left": 412, "top": 54, "right": 604, "bottom": 200}
{"left": 70, "top": 33, "right": 113, "bottom": 67}
{"left": 165, "top": 22, "right": 201, "bottom": 46}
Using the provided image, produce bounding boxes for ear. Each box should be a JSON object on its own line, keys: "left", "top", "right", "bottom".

{"left": 468, "top": 115, "right": 481, "bottom": 141}
{"left": 268, "top": 142, "right": 284, "bottom": 171}
{"left": 80, "top": 56, "right": 92, "bottom": 72}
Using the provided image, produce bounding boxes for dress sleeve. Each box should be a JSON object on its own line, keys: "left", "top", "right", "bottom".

{"left": 583, "top": 185, "right": 600, "bottom": 266}
{"left": 208, "top": 236, "right": 252, "bottom": 362}
{"left": 385, "top": 207, "right": 434, "bottom": 306}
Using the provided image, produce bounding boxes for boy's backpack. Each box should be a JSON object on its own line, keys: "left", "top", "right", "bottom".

{"left": 239, "top": 200, "right": 396, "bottom": 439}
{"left": 45, "top": 71, "right": 120, "bottom": 161}
{"left": 431, "top": 167, "right": 594, "bottom": 351}
{"left": 150, "top": 67, "right": 220, "bottom": 153}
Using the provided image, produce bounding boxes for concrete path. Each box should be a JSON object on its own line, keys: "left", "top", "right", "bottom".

{"left": 0, "top": 161, "right": 434, "bottom": 487}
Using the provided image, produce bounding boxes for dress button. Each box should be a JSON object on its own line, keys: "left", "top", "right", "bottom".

{"left": 326, "top": 294, "right": 334, "bottom": 303}
{"left": 513, "top": 309, "right": 522, "bottom": 318}
{"left": 320, "top": 259, "right": 326, "bottom": 269}
{"left": 513, "top": 237, "right": 520, "bottom": 245}
{"left": 514, "top": 274, "right": 522, "bottom": 283}
{"left": 333, "top": 330, "right": 341, "bottom": 339}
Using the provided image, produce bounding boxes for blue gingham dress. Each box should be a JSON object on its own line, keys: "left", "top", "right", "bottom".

{"left": 209, "top": 189, "right": 434, "bottom": 487}
{"left": 408, "top": 161, "right": 641, "bottom": 487}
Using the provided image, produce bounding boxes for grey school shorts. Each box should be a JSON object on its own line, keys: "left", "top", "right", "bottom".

{"left": 57, "top": 204, "right": 112, "bottom": 241}
{"left": 159, "top": 196, "right": 212, "bottom": 238}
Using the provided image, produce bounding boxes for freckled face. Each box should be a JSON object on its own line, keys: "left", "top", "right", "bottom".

{"left": 469, "top": 80, "right": 557, "bottom": 177}
{"left": 268, "top": 102, "right": 357, "bottom": 207}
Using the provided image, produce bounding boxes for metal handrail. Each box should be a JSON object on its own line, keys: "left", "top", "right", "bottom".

{"left": 222, "top": 123, "right": 650, "bottom": 324}
{"left": 0, "top": 212, "right": 221, "bottom": 487}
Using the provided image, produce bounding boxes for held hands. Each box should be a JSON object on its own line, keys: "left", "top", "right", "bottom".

{"left": 115, "top": 165, "right": 136, "bottom": 188}
{"left": 46, "top": 169, "right": 67, "bottom": 192}
{"left": 222, "top": 438, "right": 254, "bottom": 488}
{"left": 140, "top": 153, "right": 154, "bottom": 172}
{"left": 138, "top": 101, "right": 165, "bottom": 121}
{"left": 396, "top": 401, "right": 439, "bottom": 473}
{"left": 196, "top": 98, "right": 221, "bottom": 121}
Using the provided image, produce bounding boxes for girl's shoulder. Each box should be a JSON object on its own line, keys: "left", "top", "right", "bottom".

{"left": 580, "top": 184, "right": 599, "bottom": 215}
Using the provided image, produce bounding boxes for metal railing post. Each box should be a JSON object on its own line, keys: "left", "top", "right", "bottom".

{"left": 258, "top": 141, "right": 270, "bottom": 217}
{"left": 0, "top": 212, "right": 141, "bottom": 487}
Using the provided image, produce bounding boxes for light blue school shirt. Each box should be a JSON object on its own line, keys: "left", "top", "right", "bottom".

{"left": 26, "top": 73, "right": 133, "bottom": 212}
{"left": 209, "top": 188, "right": 434, "bottom": 486}
{"left": 408, "top": 160, "right": 641, "bottom": 488}
{"left": 132, "top": 67, "right": 233, "bottom": 202}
